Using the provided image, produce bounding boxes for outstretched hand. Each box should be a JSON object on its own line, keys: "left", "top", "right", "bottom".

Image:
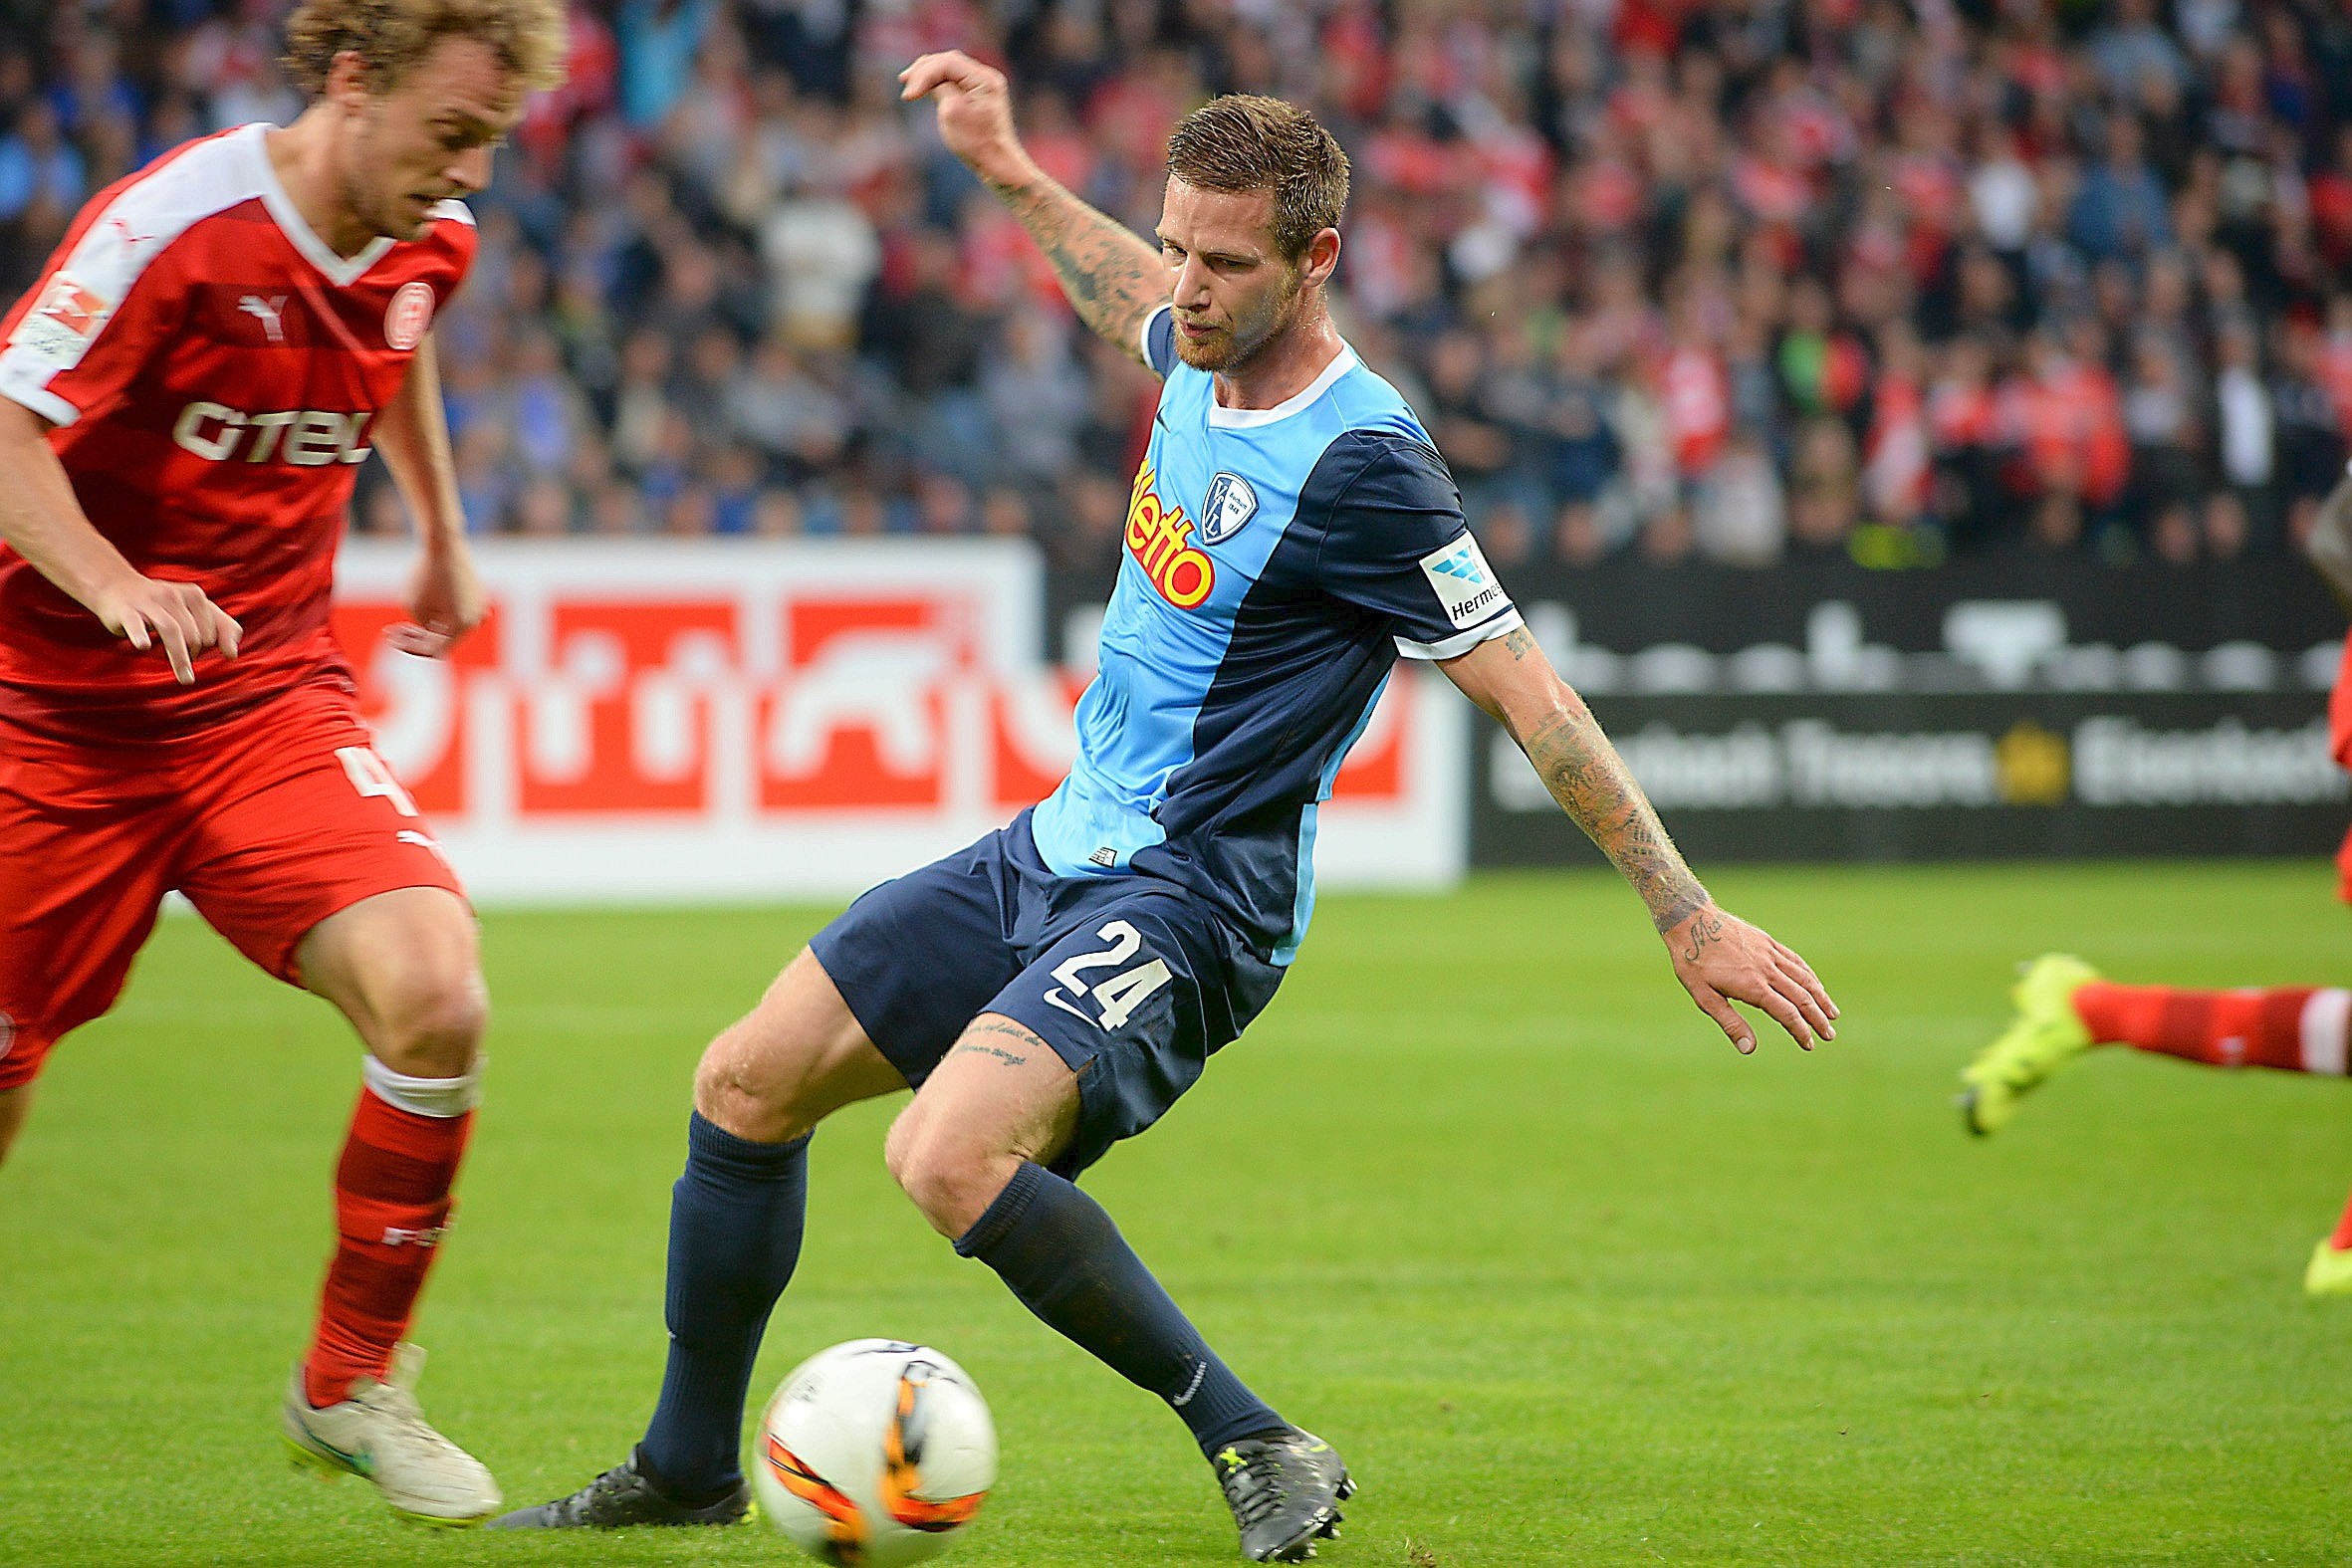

{"left": 899, "top": 51, "right": 1031, "bottom": 189}
{"left": 1663, "top": 904, "right": 1838, "bottom": 1054}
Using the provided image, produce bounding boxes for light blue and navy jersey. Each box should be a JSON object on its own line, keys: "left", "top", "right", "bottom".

{"left": 1028, "top": 304, "right": 1521, "bottom": 963}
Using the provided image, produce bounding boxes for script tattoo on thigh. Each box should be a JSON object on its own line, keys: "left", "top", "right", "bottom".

{"left": 953, "top": 1017, "right": 1041, "bottom": 1067}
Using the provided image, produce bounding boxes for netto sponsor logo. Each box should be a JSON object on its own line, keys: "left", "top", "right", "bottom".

{"left": 172, "top": 401, "right": 373, "bottom": 465}
{"left": 1123, "top": 463, "right": 1214, "bottom": 609}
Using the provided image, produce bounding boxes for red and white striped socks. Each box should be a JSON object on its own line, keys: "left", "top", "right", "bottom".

{"left": 302, "top": 1060, "right": 477, "bottom": 1409}
{"left": 2070, "top": 983, "right": 2351, "bottom": 1075}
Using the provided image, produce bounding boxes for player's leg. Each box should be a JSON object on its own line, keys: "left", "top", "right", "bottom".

{"left": 0, "top": 733, "right": 179, "bottom": 1171}
{"left": 498, "top": 832, "right": 1023, "bottom": 1529}
{"left": 2078, "top": 983, "right": 2352, "bottom": 1283}
{"left": 888, "top": 900, "right": 1348, "bottom": 1563}
{"left": 172, "top": 696, "right": 499, "bottom": 1523}
{"left": 634, "top": 949, "right": 905, "bottom": 1510}
{"left": 2071, "top": 977, "right": 2348, "bottom": 1074}
{"left": 1963, "top": 955, "right": 2352, "bottom": 1134}
{"left": 293, "top": 887, "right": 487, "bottom": 1408}
{"left": 887, "top": 1012, "right": 1290, "bottom": 1458}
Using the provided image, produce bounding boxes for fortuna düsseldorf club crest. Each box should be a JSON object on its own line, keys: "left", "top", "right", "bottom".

{"left": 384, "top": 281, "right": 434, "bottom": 351}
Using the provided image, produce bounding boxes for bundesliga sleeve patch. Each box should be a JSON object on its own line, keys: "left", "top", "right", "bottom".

{"left": 1417, "top": 536, "right": 1510, "bottom": 630}
{"left": 8, "top": 272, "right": 113, "bottom": 370}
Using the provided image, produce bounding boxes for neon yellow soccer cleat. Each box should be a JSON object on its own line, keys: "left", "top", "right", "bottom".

{"left": 1959, "top": 955, "right": 2101, "bottom": 1136}
{"left": 2306, "top": 1240, "right": 2352, "bottom": 1298}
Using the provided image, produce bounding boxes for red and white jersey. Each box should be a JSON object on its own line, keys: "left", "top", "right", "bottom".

{"left": 0, "top": 122, "right": 476, "bottom": 741}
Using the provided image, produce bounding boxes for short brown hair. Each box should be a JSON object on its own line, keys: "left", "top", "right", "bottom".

{"left": 284, "top": 0, "right": 569, "bottom": 100}
{"left": 1166, "top": 95, "right": 1349, "bottom": 260}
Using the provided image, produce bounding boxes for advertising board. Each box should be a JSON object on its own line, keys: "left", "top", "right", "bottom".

{"left": 335, "top": 540, "right": 1466, "bottom": 902}
{"left": 1474, "top": 692, "right": 2347, "bottom": 865}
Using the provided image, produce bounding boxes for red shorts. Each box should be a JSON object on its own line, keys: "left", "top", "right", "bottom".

{"left": 0, "top": 681, "right": 465, "bottom": 1090}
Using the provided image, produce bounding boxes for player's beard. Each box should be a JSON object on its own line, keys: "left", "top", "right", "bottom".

{"left": 1173, "top": 263, "right": 1304, "bottom": 374}
{"left": 342, "top": 117, "right": 430, "bottom": 244}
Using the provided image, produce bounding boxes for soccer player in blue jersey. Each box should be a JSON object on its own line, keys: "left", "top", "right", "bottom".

{"left": 501, "top": 52, "right": 1839, "bottom": 1561}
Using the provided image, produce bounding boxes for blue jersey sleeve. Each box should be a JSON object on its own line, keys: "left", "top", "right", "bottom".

{"left": 1140, "top": 304, "right": 1178, "bottom": 377}
{"left": 1304, "top": 431, "right": 1521, "bottom": 659}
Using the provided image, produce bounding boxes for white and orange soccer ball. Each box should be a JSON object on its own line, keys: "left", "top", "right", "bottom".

{"left": 753, "top": 1340, "right": 996, "bottom": 1567}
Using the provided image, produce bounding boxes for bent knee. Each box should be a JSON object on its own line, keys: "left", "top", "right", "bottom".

{"left": 694, "top": 1020, "right": 821, "bottom": 1143}
{"left": 369, "top": 966, "right": 488, "bottom": 1079}
{"left": 885, "top": 1109, "right": 1012, "bottom": 1238}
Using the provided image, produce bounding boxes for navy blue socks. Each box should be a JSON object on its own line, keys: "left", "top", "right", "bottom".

{"left": 956, "top": 1160, "right": 1283, "bottom": 1456}
{"left": 639, "top": 1112, "right": 810, "bottom": 1501}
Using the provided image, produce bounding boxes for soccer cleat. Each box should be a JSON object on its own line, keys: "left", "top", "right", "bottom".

{"left": 1212, "top": 1428, "right": 1354, "bottom": 1563}
{"left": 2306, "top": 1240, "right": 2352, "bottom": 1297}
{"left": 1959, "top": 954, "right": 2101, "bottom": 1137}
{"left": 489, "top": 1447, "right": 752, "bottom": 1529}
{"left": 282, "top": 1343, "right": 500, "bottom": 1526}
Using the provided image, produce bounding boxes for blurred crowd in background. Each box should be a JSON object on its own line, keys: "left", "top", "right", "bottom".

{"left": 8, "top": 0, "right": 2352, "bottom": 571}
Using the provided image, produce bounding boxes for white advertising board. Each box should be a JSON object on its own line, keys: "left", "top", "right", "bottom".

{"left": 334, "top": 539, "right": 1466, "bottom": 903}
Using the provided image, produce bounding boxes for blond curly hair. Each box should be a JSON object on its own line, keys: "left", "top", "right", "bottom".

{"left": 283, "top": 0, "right": 568, "bottom": 99}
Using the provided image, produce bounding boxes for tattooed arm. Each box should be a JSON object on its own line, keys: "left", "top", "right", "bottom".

{"left": 901, "top": 51, "right": 1166, "bottom": 368}
{"left": 1442, "top": 625, "right": 1839, "bottom": 1053}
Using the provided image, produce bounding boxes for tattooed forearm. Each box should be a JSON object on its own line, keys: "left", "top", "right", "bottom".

{"left": 1519, "top": 695, "right": 1712, "bottom": 933}
{"left": 988, "top": 170, "right": 1166, "bottom": 366}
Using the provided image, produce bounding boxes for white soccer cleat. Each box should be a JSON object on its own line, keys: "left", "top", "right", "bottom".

{"left": 282, "top": 1343, "right": 501, "bottom": 1526}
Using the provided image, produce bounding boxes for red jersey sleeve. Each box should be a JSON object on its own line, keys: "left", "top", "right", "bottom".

{"left": 0, "top": 195, "right": 191, "bottom": 429}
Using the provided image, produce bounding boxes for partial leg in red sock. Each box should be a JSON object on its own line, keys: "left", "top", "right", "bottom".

{"left": 2071, "top": 983, "right": 2350, "bottom": 1073}
{"left": 304, "top": 1063, "right": 475, "bottom": 1409}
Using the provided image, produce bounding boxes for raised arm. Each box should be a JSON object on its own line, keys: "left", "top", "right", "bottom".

{"left": 2304, "top": 466, "right": 2352, "bottom": 612}
{"left": 369, "top": 332, "right": 485, "bottom": 658}
{"left": 1442, "top": 623, "right": 1839, "bottom": 1054}
{"left": 900, "top": 50, "right": 1166, "bottom": 368}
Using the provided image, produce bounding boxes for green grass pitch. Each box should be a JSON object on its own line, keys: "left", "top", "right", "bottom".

{"left": 5, "top": 862, "right": 2351, "bottom": 1566}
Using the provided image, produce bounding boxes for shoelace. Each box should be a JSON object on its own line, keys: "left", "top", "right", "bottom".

{"left": 1220, "top": 1450, "right": 1293, "bottom": 1529}
{"left": 353, "top": 1382, "right": 445, "bottom": 1450}
{"left": 549, "top": 1462, "right": 640, "bottom": 1523}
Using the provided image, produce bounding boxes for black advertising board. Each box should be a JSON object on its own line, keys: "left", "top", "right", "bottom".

{"left": 1046, "top": 556, "right": 2352, "bottom": 865}
{"left": 1472, "top": 692, "right": 2346, "bottom": 866}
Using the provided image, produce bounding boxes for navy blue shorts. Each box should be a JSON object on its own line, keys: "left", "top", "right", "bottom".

{"left": 809, "top": 810, "right": 1284, "bottom": 1178}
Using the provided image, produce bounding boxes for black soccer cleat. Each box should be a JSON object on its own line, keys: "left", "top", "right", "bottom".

{"left": 1212, "top": 1427, "right": 1355, "bottom": 1562}
{"left": 488, "top": 1447, "right": 751, "bottom": 1529}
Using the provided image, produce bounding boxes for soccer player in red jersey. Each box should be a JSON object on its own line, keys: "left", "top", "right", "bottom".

{"left": 0, "top": 0, "right": 562, "bottom": 1525}
{"left": 1962, "top": 466, "right": 2352, "bottom": 1297}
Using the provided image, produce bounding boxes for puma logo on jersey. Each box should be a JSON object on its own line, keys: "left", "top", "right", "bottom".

{"left": 238, "top": 294, "right": 290, "bottom": 342}
{"left": 171, "top": 401, "right": 373, "bottom": 466}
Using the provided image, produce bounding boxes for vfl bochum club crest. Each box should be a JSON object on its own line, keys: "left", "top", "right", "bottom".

{"left": 1200, "top": 472, "right": 1259, "bottom": 545}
